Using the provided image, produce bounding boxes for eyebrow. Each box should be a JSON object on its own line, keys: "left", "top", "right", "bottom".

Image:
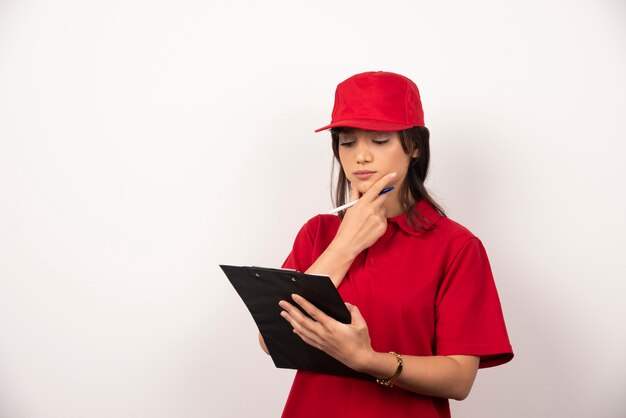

{"left": 371, "top": 132, "right": 392, "bottom": 140}
{"left": 338, "top": 131, "right": 356, "bottom": 140}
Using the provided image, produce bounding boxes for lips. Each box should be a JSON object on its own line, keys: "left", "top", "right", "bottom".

{"left": 354, "top": 170, "right": 376, "bottom": 180}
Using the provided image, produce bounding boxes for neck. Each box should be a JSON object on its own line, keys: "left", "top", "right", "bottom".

{"left": 383, "top": 194, "right": 408, "bottom": 218}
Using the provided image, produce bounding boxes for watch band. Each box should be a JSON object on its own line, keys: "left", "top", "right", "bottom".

{"left": 376, "top": 351, "right": 403, "bottom": 387}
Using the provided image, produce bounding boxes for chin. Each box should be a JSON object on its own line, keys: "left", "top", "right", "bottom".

{"left": 354, "top": 183, "right": 370, "bottom": 195}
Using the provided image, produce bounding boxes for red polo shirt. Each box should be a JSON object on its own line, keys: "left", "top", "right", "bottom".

{"left": 280, "top": 199, "right": 513, "bottom": 418}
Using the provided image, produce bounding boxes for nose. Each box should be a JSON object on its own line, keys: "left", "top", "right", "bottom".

{"left": 355, "top": 141, "right": 373, "bottom": 164}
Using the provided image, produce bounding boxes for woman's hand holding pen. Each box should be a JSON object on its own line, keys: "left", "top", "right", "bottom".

{"left": 279, "top": 294, "right": 374, "bottom": 372}
{"left": 328, "top": 172, "right": 397, "bottom": 260}
{"left": 301, "top": 172, "right": 397, "bottom": 289}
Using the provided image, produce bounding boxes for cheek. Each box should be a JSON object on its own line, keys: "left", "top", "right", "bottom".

{"left": 386, "top": 149, "right": 412, "bottom": 171}
{"left": 338, "top": 153, "right": 349, "bottom": 171}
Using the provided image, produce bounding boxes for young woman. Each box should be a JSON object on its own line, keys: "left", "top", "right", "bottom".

{"left": 261, "top": 71, "right": 513, "bottom": 418}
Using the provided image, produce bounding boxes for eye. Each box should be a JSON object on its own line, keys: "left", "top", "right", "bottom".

{"left": 339, "top": 141, "right": 355, "bottom": 147}
{"left": 373, "top": 139, "right": 390, "bottom": 145}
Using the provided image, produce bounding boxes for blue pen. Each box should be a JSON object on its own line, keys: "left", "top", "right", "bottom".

{"left": 328, "top": 186, "right": 395, "bottom": 214}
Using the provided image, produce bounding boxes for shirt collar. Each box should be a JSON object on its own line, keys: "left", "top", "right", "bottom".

{"left": 387, "top": 199, "right": 442, "bottom": 237}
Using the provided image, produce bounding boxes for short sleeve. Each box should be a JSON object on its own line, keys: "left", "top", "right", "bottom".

{"left": 281, "top": 218, "right": 317, "bottom": 272}
{"left": 435, "top": 237, "right": 513, "bottom": 368}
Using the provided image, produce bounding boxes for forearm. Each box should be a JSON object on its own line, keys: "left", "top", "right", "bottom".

{"left": 304, "top": 243, "right": 356, "bottom": 288}
{"left": 358, "top": 352, "right": 479, "bottom": 400}
{"left": 260, "top": 244, "right": 355, "bottom": 354}
{"left": 258, "top": 333, "right": 269, "bottom": 355}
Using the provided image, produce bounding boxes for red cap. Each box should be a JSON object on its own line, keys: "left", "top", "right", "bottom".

{"left": 315, "top": 71, "right": 425, "bottom": 133}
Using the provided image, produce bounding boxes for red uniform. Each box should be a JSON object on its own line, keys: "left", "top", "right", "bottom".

{"left": 280, "top": 199, "right": 513, "bottom": 418}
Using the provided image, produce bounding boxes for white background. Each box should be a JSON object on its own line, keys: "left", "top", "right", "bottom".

{"left": 1, "top": 0, "right": 625, "bottom": 417}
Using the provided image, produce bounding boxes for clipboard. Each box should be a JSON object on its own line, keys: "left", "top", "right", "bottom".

{"left": 220, "top": 264, "right": 373, "bottom": 381}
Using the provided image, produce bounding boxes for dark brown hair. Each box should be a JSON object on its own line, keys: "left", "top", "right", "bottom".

{"left": 330, "top": 126, "right": 446, "bottom": 231}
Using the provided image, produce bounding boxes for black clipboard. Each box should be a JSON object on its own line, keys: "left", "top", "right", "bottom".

{"left": 220, "top": 264, "right": 372, "bottom": 381}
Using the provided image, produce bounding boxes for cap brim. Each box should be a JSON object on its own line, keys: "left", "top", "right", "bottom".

{"left": 314, "top": 119, "right": 417, "bottom": 133}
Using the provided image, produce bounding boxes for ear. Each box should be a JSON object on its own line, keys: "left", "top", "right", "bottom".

{"left": 411, "top": 147, "right": 419, "bottom": 159}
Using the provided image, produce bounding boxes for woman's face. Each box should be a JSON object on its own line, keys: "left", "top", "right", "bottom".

{"left": 338, "top": 129, "right": 418, "bottom": 201}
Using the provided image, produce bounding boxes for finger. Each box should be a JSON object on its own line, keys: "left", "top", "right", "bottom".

{"left": 279, "top": 299, "right": 326, "bottom": 338}
{"left": 279, "top": 309, "right": 304, "bottom": 332}
{"left": 291, "top": 324, "right": 324, "bottom": 351}
{"left": 370, "top": 189, "right": 392, "bottom": 209}
{"left": 291, "top": 294, "right": 333, "bottom": 327}
{"left": 345, "top": 303, "right": 365, "bottom": 325}
{"left": 278, "top": 300, "right": 311, "bottom": 324}
{"left": 361, "top": 172, "right": 397, "bottom": 203}
{"left": 280, "top": 310, "right": 323, "bottom": 349}
{"left": 279, "top": 302, "right": 325, "bottom": 348}
{"left": 279, "top": 304, "right": 318, "bottom": 338}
